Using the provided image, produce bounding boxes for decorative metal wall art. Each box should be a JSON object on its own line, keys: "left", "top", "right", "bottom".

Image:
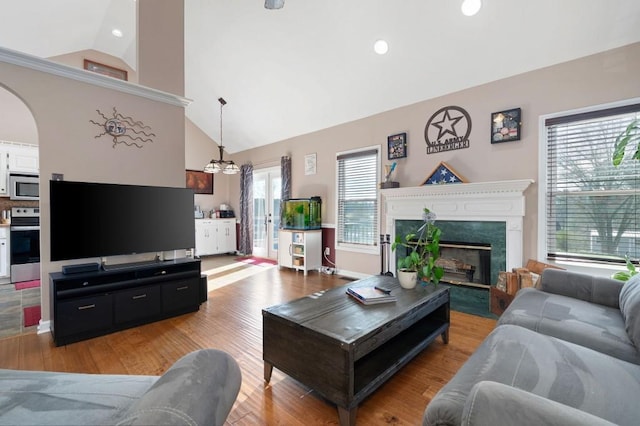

{"left": 90, "top": 107, "right": 155, "bottom": 148}
{"left": 424, "top": 106, "right": 472, "bottom": 154}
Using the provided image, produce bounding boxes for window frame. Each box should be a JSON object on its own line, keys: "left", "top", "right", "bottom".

{"left": 538, "top": 97, "right": 640, "bottom": 270}
{"left": 335, "top": 145, "right": 381, "bottom": 255}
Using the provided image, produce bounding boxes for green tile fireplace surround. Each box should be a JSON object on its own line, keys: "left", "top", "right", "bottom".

{"left": 395, "top": 220, "right": 506, "bottom": 285}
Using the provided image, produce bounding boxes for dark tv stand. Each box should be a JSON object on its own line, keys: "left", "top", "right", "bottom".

{"left": 50, "top": 258, "right": 203, "bottom": 346}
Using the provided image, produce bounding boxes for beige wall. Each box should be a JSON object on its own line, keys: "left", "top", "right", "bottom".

{"left": 185, "top": 118, "right": 233, "bottom": 212}
{"left": 138, "top": 0, "right": 184, "bottom": 96}
{"left": 231, "top": 42, "right": 640, "bottom": 276}
{"left": 49, "top": 49, "right": 138, "bottom": 84}
{"left": 0, "top": 59, "right": 186, "bottom": 322}
{"left": 0, "top": 86, "right": 38, "bottom": 143}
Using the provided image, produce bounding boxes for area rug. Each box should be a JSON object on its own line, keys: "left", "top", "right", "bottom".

{"left": 205, "top": 258, "right": 277, "bottom": 292}
{"left": 23, "top": 305, "right": 41, "bottom": 327}
{"left": 15, "top": 279, "right": 40, "bottom": 290}
{"left": 445, "top": 284, "right": 498, "bottom": 319}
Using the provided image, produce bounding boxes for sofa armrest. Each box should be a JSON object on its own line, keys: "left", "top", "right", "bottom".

{"left": 538, "top": 268, "right": 623, "bottom": 308}
{"left": 118, "top": 349, "right": 241, "bottom": 426}
{"left": 462, "top": 381, "right": 616, "bottom": 426}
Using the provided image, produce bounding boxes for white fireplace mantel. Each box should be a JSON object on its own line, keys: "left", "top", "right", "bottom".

{"left": 381, "top": 179, "right": 534, "bottom": 273}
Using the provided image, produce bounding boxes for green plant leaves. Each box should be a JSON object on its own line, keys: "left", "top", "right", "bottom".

{"left": 613, "top": 119, "right": 640, "bottom": 167}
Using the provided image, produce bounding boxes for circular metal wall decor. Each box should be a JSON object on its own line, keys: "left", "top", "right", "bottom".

{"left": 90, "top": 107, "right": 155, "bottom": 148}
{"left": 424, "top": 106, "right": 472, "bottom": 154}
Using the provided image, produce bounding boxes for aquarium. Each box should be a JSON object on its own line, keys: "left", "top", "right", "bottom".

{"left": 281, "top": 197, "right": 322, "bottom": 230}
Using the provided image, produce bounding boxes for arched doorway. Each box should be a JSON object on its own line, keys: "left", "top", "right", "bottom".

{"left": 0, "top": 85, "right": 41, "bottom": 339}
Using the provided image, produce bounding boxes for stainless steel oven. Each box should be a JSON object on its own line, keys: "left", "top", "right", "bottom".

{"left": 10, "top": 207, "right": 40, "bottom": 283}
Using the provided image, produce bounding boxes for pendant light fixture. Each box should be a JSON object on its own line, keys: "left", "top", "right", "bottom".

{"left": 204, "top": 97, "right": 240, "bottom": 175}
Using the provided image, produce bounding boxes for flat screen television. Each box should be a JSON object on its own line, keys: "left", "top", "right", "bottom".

{"left": 50, "top": 180, "right": 195, "bottom": 262}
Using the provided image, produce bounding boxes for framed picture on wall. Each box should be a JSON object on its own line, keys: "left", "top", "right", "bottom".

{"left": 186, "top": 169, "right": 213, "bottom": 194}
{"left": 387, "top": 133, "right": 407, "bottom": 160}
{"left": 491, "top": 108, "right": 521, "bottom": 143}
{"left": 84, "top": 59, "right": 128, "bottom": 81}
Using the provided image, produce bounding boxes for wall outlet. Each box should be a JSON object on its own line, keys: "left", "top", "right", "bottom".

{"left": 324, "top": 247, "right": 330, "bottom": 256}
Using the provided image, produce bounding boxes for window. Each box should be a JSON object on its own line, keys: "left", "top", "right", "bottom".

{"left": 336, "top": 147, "right": 379, "bottom": 252}
{"left": 544, "top": 102, "right": 640, "bottom": 265}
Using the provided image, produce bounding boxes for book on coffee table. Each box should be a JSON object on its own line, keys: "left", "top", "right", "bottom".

{"left": 346, "top": 286, "right": 396, "bottom": 305}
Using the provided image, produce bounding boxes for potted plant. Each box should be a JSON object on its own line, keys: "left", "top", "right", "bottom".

{"left": 391, "top": 208, "right": 445, "bottom": 289}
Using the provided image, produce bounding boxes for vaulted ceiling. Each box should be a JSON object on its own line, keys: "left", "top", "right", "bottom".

{"left": 1, "top": 0, "right": 639, "bottom": 153}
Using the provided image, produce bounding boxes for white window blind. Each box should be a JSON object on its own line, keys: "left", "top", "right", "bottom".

{"left": 337, "top": 148, "right": 378, "bottom": 248}
{"left": 545, "top": 103, "right": 640, "bottom": 264}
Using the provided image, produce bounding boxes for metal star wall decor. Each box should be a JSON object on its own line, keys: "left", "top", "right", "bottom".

{"left": 90, "top": 107, "right": 155, "bottom": 148}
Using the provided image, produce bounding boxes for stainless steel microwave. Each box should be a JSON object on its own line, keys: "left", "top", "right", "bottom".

{"left": 9, "top": 173, "right": 39, "bottom": 201}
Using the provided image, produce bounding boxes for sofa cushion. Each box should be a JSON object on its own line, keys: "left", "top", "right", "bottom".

{"left": 423, "top": 324, "right": 640, "bottom": 426}
{"left": 0, "top": 369, "right": 156, "bottom": 425}
{"left": 620, "top": 274, "right": 640, "bottom": 348}
{"left": 497, "top": 287, "right": 639, "bottom": 364}
{"left": 462, "top": 381, "right": 617, "bottom": 426}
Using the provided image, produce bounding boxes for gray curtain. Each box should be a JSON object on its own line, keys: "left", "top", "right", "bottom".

{"left": 281, "top": 155, "right": 291, "bottom": 201}
{"left": 239, "top": 163, "right": 253, "bottom": 255}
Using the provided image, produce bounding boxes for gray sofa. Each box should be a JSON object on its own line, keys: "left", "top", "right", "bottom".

{"left": 424, "top": 269, "right": 640, "bottom": 426}
{"left": 0, "top": 348, "right": 242, "bottom": 425}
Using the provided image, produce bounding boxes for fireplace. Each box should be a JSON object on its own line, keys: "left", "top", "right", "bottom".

{"left": 381, "top": 179, "right": 533, "bottom": 280}
{"left": 439, "top": 241, "right": 491, "bottom": 287}
{"left": 401, "top": 239, "right": 492, "bottom": 287}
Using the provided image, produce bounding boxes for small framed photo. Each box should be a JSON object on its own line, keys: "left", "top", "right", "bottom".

{"left": 186, "top": 169, "right": 213, "bottom": 194}
{"left": 388, "top": 133, "right": 407, "bottom": 160}
{"left": 491, "top": 108, "right": 521, "bottom": 143}
{"left": 84, "top": 59, "right": 128, "bottom": 81}
{"left": 305, "top": 153, "right": 317, "bottom": 175}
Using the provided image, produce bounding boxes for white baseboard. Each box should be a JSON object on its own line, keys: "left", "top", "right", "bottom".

{"left": 37, "top": 320, "right": 51, "bottom": 335}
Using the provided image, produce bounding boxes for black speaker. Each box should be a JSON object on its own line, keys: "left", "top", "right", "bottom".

{"left": 62, "top": 263, "right": 101, "bottom": 275}
{"left": 199, "top": 274, "right": 208, "bottom": 303}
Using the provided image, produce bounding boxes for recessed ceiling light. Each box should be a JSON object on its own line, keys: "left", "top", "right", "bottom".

{"left": 374, "top": 40, "right": 389, "bottom": 55}
{"left": 112, "top": 28, "right": 123, "bottom": 38}
{"left": 461, "top": 0, "right": 482, "bottom": 16}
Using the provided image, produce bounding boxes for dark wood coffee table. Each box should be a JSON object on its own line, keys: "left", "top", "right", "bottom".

{"left": 262, "top": 275, "right": 450, "bottom": 426}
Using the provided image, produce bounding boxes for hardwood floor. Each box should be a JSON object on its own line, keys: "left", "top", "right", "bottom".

{"left": 0, "top": 258, "right": 496, "bottom": 425}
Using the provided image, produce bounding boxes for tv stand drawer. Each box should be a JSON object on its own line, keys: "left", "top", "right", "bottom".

{"left": 162, "top": 278, "right": 200, "bottom": 313}
{"left": 114, "top": 285, "right": 162, "bottom": 325}
{"left": 56, "top": 294, "right": 113, "bottom": 337}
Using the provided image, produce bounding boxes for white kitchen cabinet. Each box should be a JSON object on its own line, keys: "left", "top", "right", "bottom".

{"left": 278, "top": 229, "right": 321, "bottom": 276}
{"left": 8, "top": 145, "right": 38, "bottom": 173}
{"left": 195, "top": 220, "right": 216, "bottom": 256}
{"left": 195, "top": 219, "right": 237, "bottom": 256}
{"left": 216, "top": 219, "right": 236, "bottom": 254}
{"left": 0, "top": 227, "right": 8, "bottom": 278}
{"left": 0, "top": 142, "right": 39, "bottom": 197}
{"left": 0, "top": 152, "right": 8, "bottom": 195}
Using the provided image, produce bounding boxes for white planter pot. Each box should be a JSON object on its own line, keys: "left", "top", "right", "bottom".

{"left": 397, "top": 269, "right": 418, "bottom": 289}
